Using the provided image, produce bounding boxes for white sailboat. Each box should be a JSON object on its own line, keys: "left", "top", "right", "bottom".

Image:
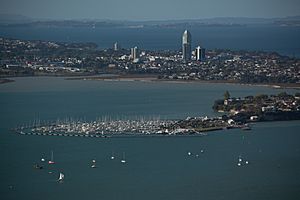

{"left": 58, "top": 172, "right": 65, "bottom": 182}
{"left": 121, "top": 152, "right": 126, "bottom": 163}
{"left": 48, "top": 151, "right": 55, "bottom": 164}
{"left": 111, "top": 151, "right": 115, "bottom": 160}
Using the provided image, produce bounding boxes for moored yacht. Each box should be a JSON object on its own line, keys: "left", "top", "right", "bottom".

{"left": 121, "top": 152, "right": 126, "bottom": 163}
{"left": 48, "top": 151, "right": 55, "bottom": 164}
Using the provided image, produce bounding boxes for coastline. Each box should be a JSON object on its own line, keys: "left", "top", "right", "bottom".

{"left": 1, "top": 74, "right": 299, "bottom": 89}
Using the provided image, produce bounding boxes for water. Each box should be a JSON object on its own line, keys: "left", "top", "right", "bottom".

{"left": 0, "top": 25, "right": 300, "bottom": 57}
{"left": 0, "top": 77, "right": 300, "bottom": 199}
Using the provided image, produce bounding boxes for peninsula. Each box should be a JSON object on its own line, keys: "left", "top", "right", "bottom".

{"left": 14, "top": 92, "right": 300, "bottom": 137}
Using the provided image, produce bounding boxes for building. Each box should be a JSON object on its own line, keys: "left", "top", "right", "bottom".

{"left": 114, "top": 42, "right": 119, "bottom": 51}
{"left": 130, "top": 46, "right": 139, "bottom": 60}
{"left": 196, "top": 46, "right": 205, "bottom": 61}
{"left": 182, "top": 30, "right": 192, "bottom": 62}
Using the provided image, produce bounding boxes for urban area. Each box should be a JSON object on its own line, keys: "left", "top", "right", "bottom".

{"left": 1, "top": 30, "right": 299, "bottom": 86}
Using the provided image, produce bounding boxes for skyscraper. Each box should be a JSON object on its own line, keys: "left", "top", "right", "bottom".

{"left": 130, "top": 46, "right": 139, "bottom": 60}
{"left": 114, "top": 42, "right": 119, "bottom": 51}
{"left": 182, "top": 30, "right": 192, "bottom": 61}
{"left": 196, "top": 46, "right": 205, "bottom": 61}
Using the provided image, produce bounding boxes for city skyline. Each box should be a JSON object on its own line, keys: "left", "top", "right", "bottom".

{"left": 0, "top": 0, "right": 299, "bottom": 21}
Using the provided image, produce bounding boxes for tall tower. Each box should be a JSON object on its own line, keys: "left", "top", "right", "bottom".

{"left": 130, "top": 46, "right": 139, "bottom": 60}
{"left": 114, "top": 42, "right": 119, "bottom": 51}
{"left": 182, "top": 30, "right": 192, "bottom": 62}
{"left": 196, "top": 46, "right": 205, "bottom": 61}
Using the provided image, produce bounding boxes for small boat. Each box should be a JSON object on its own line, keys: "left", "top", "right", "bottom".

{"left": 111, "top": 151, "right": 115, "bottom": 160}
{"left": 33, "top": 164, "right": 43, "bottom": 169}
{"left": 48, "top": 151, "right": 55, "bottom": 164}
{"left": 58, "top": 172, "right": 64, "bottom": 182}
{"left": 121, "top": 152, "right": 126, "bottom": 163}
{"left": 91, "top": 159, "right": 96, "bottom": 168}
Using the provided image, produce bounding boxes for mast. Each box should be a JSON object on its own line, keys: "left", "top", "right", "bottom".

{"left": 121, "top": 152, "right": 126, "bottom": 163}
{"left": 48, "top": 150, "right": 55, "bottom": 164}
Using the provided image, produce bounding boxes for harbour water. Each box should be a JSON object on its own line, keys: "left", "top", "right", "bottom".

{"left": 0, "top": 77, "right": 300, "bottom": 199}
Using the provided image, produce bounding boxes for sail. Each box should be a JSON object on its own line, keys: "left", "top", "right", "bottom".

{"left": 58, "top": 173, "right": 64, "bottom": 181}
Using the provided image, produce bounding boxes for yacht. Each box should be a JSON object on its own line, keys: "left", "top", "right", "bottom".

{"left": 121, "top": 152, "right": 126, "bottom": 163}
{"left": 111, "top": 151, "right": 115, "bottom": 160}
{"left": 48, "top": 151, "right": 55, "bottom": 164}
{"left": 58, "top": 172, "right": 65, "bottom": 182}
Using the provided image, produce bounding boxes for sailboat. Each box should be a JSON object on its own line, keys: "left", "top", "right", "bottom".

{"left": 58, "top": 172, "right": 64, "bottom": 182}
{"left": 48, "top": 151, "right": 55, "bottom": 164}
{"left": 121, "top": 152, "right": 126, "bottom": 164}
{"left": 110, "top": 151, "right": 115, "bottom": 160}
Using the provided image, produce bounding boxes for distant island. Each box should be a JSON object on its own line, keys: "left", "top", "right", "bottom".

{"left": 1, "top": 37, "right": 299, "bottom": 88}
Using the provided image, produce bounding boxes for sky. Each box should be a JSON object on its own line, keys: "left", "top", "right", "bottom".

{"left": 0, "top": 0, "right": 300, "bottom": 21}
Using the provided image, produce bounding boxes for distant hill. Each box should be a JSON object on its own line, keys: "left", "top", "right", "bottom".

{"left": 1, "top": 14, "right": 300, "bottom": 27}
{"left": 0, "top": 14, "right": 32, "bottom": 24}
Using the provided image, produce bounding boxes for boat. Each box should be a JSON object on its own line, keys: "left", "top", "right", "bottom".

{"left": 121, "top": 152, "right": 126, "bottom": 163}
{"left": 111, "top": 151, "right": 115, "bottom": 160}
{"left": 58, "top": 172, "right": 64, "bottom": 182}
{"left": 91, "top": 159, "right": 96, "bottom": 168}
{"left": 33, "top": 164, "right": 43, "bottom": 169}
{"left": 48, "top": 151, "right": 55, "bottom": 164}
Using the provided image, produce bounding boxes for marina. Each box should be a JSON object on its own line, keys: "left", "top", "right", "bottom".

{"left": 13, "top": 115, "right": 244, "bottom": 138}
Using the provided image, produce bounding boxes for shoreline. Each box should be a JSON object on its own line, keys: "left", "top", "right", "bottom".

{"left": 2, "top": 74, "right": 300, "bottom": 89}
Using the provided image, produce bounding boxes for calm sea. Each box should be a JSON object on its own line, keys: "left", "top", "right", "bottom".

{"left": 0, "top": 77, "right": 300, "bottom": 200}
{"left": 0, "top": 25, "right": 300, "bottom": 57}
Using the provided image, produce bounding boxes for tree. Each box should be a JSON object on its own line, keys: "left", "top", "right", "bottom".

{"left": 224, "top": 91, "right": 230, "bottom": 100}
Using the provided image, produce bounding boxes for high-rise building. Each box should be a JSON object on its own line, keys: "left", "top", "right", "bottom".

{"left": 130, "top": 46, "right": 139, "bottom": 60}
{"left": 196, "top": 46, "right": 205, "bottom": 61}
{"left": 182, "top": 30, "right": 192, "bottom": 61}
{"left": 114, "top": 42, "right": 119, "bottom": 51}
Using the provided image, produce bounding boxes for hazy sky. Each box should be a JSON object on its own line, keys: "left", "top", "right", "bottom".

{"left": 0, "top": 0, "right": 299, "bottom": 20}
